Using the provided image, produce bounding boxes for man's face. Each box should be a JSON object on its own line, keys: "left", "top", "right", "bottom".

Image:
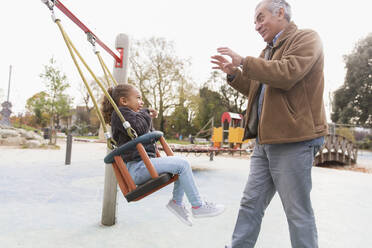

{"left": 254, "top": 3, "right": 283, "bottom": 43}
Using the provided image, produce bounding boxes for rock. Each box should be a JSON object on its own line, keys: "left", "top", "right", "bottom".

{"left": 24, "top": 139, "right": 42, "bottom": 148}
{"left": 0, "top": 126, "right": 44, "bottom": 148}
{"left": 24, "top": 130, "right": 41, "bottom": 140}
{"left": 18, "top": 129, "right": 28, "bottom": 137}
{"left": 0, "top": 129, "right": 19, "bottom": 138}
{"left": 1, "top": 136, "right": 25, "bottom": 146}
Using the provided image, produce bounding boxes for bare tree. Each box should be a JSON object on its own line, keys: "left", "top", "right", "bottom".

{"left": 129, "top": 37, "right": 194, "bottom": 131}
{"left": 206, "top": 70, "right": 247, "bottom": 113}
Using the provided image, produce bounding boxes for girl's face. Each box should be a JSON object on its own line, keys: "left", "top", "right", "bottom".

{"left": 120, "top": 88, "right": 144, "bottom": 112}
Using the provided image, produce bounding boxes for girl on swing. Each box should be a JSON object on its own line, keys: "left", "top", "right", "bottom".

{"left": 102, "top": 83, "right": 225, "bottom": 226}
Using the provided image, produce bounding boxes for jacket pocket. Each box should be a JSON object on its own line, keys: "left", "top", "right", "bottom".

{"left": 282, "top": 95, "right": 297, "bottom": 119}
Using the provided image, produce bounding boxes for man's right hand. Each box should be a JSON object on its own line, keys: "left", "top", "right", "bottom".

{"left": 217, "top": 47, "right": 243, "bottom": 67}
{"left": 211, "top": 47, "right": 243, "bottom": 75}
{"left": 211, "top": 55, "right": 237, "bottom": 75}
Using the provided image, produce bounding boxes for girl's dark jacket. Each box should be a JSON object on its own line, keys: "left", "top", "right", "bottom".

{"left": 111, "top": 107, "right": 156, "bottom": 162}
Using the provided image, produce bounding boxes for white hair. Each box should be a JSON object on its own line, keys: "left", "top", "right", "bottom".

{"left": 257, "top": 0, "right": 292, "bottom": 22}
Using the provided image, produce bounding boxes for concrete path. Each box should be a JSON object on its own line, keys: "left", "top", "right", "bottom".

{"left": 0, "top": 141, "right": 371, "bottom": 248}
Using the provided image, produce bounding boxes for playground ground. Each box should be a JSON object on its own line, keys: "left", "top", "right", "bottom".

{"left": 0, "top": 140, "right": 372, "bottom": 248}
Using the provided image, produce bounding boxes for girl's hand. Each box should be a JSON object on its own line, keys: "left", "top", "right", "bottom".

{"left": 149, "top": 108, "right": 158, "bottom": 118}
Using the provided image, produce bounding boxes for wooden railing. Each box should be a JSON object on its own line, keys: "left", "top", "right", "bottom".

{"left": 315, "top": 134, "right": 358, "bottom": 166}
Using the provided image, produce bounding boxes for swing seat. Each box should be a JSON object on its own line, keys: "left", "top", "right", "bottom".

{"left": 125, "top": 173, "right": 175, "bottom": 202}
{"left": 104, "top": 131, "right": 178, "bottom": 202}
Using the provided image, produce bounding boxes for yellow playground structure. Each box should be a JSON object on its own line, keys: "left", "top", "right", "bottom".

{"left": 211, "top": 112, "right": 250, "bottom": 148}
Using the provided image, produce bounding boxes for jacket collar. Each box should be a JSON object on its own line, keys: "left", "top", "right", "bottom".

{"left": 271, "top": 21, "right": 297, "bottom": 49}
{"left": 261, "top": 22, "right": 298, "bottom": 57}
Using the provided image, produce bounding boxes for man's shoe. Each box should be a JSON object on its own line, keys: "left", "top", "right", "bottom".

{"left": 192, "top": 201, "right": 225, "bottom": 218}
{"left": 166, "top": 200, "right": 193, "bottom": 226}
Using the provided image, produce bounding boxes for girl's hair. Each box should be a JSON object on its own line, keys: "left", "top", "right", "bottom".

{"left": 101, "top": 83, "right": 135, "bottom": 124}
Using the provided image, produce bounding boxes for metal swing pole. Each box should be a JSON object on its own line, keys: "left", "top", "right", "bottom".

{"left": 101, "top": 34, "right": 130, "bottom": 226}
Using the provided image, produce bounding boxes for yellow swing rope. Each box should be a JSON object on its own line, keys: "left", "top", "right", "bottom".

{"left": 95, "top": 51, "right": 118, "bottom": 87}
{"left": 54, "top": 19, "right": 138, "bottom": 142}
{"left": 54, "top": 20, "right": 114, "bottom": 148}
{"left": 96, "top": 51, "right": 111, "bottom": 88}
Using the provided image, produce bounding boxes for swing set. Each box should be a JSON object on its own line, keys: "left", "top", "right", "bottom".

{"left": 41, "top": 0, "right": 178, "bottom": 202}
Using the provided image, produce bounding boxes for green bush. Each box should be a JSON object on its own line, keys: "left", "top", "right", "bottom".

{"left": 357, "top": 137, "right": 372, "bottom": 150}
{"left": 335, "top": 127, "right": 356, "bottom": 143}
{"left": 12, "top": 123, "right": 41, "bottom": 134}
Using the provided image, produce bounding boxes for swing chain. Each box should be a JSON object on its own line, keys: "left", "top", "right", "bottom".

{"left": 123, "top": 122, "right": 138, "bottom": 139}
{"left": 41, "top": 0, "right": 58, "bottom": 22}
{"left": 87, "top": 32, "right": 100, "bottom": 54}
{"left": 87, "top": 32, "right": 96, "bottom": 46}
{"left": 41, "top": 0, "right": 55, "bottom": 11}
{"left": 123, "top": 121, "right": 131, "bottom": 129}
{"left": 104, "top": 132, "right": 118, "bottom": 150}
{"left": 51, "top": 10, "right": 58, "bottom": 23}
{"left": 104, "top": 132, "right": 112, "bottom": 139}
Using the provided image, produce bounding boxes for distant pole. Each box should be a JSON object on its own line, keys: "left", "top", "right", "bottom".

{"left": 210, "top": 117, "right": 214, "bottom": 161}
{"left": 7, "top": 65, "right": 12, "bottom": 102}
{"left": 65, "top": 134, "right": 72, "bottom": 165}
{"left": 101, "top": 34, "right": 129, "bottom": 226}
{"left": 0, "top": 65, "right": 13, "bottom": 126}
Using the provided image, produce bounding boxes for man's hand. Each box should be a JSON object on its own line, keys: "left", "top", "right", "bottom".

{"left": 211, "top": 47, "right": 243, "bottom": 75}
{"left": 211, "top": 55, "right": 237, "bottom": 75}
{"left": 149, "top": 108, "right": 158, "bottom": 118}
{"left": 217, "top": 47, "right": 243, "bottom": 66}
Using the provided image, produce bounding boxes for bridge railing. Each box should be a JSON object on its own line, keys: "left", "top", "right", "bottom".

{"left": 315, "top": 134, "right": 358, "bottom": 166}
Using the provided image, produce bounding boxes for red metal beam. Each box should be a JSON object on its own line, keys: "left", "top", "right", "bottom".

{"left": 54, "top": 0, "right": 122, "bottom": 65}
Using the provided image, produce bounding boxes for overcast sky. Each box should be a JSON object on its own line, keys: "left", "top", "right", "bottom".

{"left": 0, "top": 0, "right": 371, "bottom": 121}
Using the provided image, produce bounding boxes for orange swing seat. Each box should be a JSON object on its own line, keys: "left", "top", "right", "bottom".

{"left": 104, "top": 131, "right": 178, "bottom": 202}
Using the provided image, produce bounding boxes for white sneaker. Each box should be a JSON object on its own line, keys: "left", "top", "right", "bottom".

{"left": 192, "top": 201, "right": 225, "bottom": 218}
{"left": 166, "top": 200, "right": 193, "bottom": 226}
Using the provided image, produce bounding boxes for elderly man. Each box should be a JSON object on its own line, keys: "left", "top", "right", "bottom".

{"left": 212, "top": 0, "right": 327, "bottom": 247}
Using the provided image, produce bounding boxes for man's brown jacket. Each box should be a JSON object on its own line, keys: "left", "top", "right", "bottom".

{"left": 229, "top": 22, "right": 328, "bottom": 144}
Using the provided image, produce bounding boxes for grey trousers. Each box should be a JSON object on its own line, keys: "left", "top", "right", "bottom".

{"left": 230, "top": 138, "right": 323, "bottom": 248}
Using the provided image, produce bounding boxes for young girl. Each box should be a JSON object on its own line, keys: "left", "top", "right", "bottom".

{"left": 102, "top": 84, "right": 225, "bottom": 226}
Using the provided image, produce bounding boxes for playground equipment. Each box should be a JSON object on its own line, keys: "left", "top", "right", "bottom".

{"left": 315, "top": 134, "right": 358, "bottom": 166}
{"left": 41, "top": 0, "right": 178, "bottom": 226}
{"left": 104, "top": 131, "right": 178, "bottom": 202}
{"left": 212, "top": 112, "right": 249, "bottom": 148}
{"left": 158, "top": 112, "right": 252, "bottom": 160}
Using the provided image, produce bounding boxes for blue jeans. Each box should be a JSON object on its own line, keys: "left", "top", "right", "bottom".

{"left": 126, "top": 156, "right": 203, "bottom": 207}
{"left": 231, "top": 137, "right": 324, "bottom": 248}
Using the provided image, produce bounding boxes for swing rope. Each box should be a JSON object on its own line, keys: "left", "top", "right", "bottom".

{"left": 86, "top": 33, "right": 118, "bottom": 88}
{"left": 42, "top": 0, "right": 179, "bottom": 203}
{"left": 52, "top": 14, "right": 138, "bottom": 142}
{"left": 95, "top": 50, "right": 119, "bottom": 87}
{"left": 54, "top": 20, "right": 115, "bottom": 148}
{"left": 96, "top": 51, "right": 112, "bottom": 88}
